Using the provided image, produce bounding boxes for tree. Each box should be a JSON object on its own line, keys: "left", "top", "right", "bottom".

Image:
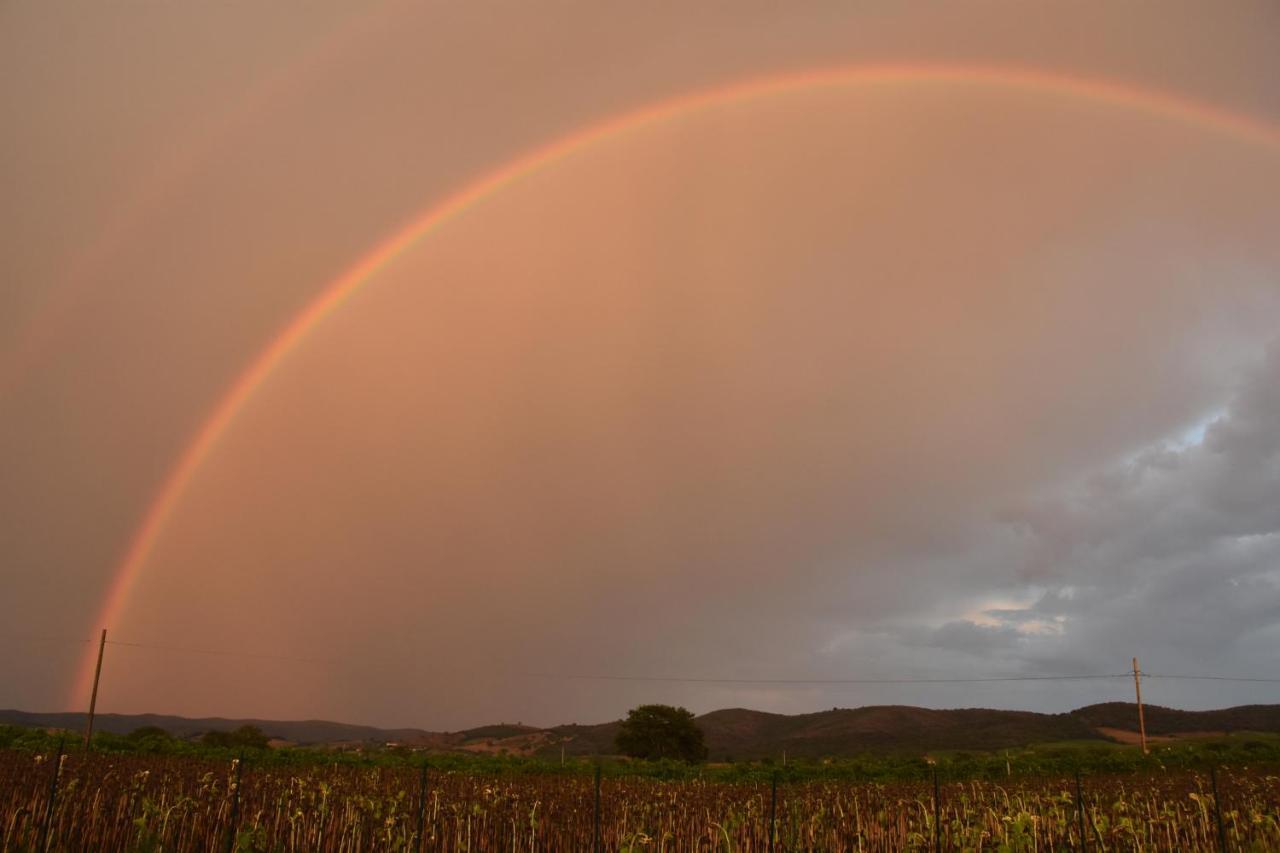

{"left": 127, "top": 725, "right": 172, "bottom": 742}
{"left": 126, "top": 726, "right": 174, "bottom": 752}
{"left": 615, "top": 704, "right": 707, "bottom": 762}
{"left": 201, "top": 725, "right": 270, "bottom": 750}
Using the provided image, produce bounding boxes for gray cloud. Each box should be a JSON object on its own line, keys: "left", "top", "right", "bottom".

{"left": 909, "top": 346, "right": 1280, "bottom": 682}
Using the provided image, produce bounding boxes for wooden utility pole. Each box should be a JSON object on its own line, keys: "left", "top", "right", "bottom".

{"left": 83, "top": 629, "right": 106, "bottom": 750}
{"left": 1132, "top": 656, "right": 1148, "bottom": 755}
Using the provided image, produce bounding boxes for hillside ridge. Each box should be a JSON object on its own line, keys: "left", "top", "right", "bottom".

{"left": 5, "top": 703, "right": 1278, "bottom": 759}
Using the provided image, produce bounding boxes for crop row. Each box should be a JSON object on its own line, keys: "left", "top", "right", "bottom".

{"left": 3, "top": 748, "right": 1278, "bottom": 850}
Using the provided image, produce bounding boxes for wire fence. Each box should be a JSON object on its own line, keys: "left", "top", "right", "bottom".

{"left": 4, "top": 744, "right": 1276, "bottom": 851}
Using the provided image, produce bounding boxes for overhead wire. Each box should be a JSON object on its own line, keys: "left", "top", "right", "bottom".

{"left": 1142, "top": 673, "right": 1280, "bottom": 684}
{"left": 104, "top": 639, "right": 338, "bottom": 667}
{"left": 530, "top": 673, "right": 1134, "bottom": 685}
{"left": 0, "top": 633, "right": 91, "bottom": 645}
{"left": 6, "top": 631, "right": 1279, "bottom": 686}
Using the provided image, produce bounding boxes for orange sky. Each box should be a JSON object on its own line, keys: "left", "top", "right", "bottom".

{"left": 3, "top": 1, "right": 1280, "bottom": 729}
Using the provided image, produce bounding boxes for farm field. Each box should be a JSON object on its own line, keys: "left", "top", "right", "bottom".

{"left": 4, "top": 747, "right": 1278, "bottom": 851}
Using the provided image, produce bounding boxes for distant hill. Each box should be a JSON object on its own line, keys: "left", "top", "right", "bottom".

{"left": 5, "top": 703, "right": 1279, "bottom": 759}
{"left": 693, "top": 706, "right": 1101, "bottom": 759}
{"left": 544, "top": 706, "right": 1101, "bottom": 760}
{"left": 0, "top": 710, "right": 434, "bottom": 746}
{"left": 1071, "top": 702, "right": 1280, "bottom": 736}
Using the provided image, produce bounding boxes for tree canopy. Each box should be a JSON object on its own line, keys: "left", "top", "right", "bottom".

{"left": 200, "top": 725, "right": 271, "bottom": 750}
{"left": 615, "top": 704, "right": 707, "bottom": 762}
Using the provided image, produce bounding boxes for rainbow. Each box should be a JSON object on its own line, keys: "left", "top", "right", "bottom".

{"left": 0, "top": 1, "right": 399, "bottom": 401}
{"left": 72, "top": 62, "right": 1280, "bottom": 705}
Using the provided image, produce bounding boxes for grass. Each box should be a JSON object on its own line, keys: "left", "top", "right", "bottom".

{"left": 3, "top": 723, "right": 1280, "bottom": 783}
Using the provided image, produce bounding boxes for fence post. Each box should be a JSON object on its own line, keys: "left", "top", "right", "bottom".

{"left": 224, "top": 754, "right": 244, "bottom": 853}
{"left": 416, "top": 760, "right": 429, "bottom": 853}
{"left": 933, "top": 767, "right": 942, "bottom": 852}
{"left": 1074, "top": 771, "right": 1087, "bottom": 852}
{"left": 36, "top": 737, "right": 65, "bottom": 853}
{"left": 1209, "top": 765, "right": 1228, "bottom": 852}
{"left": 593, "top": 763, "right": 602, "bottom": 853}
{"left": 769, "top": 770, "right": 778, "bottom": 853}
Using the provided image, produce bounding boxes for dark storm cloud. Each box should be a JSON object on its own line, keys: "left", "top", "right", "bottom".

{"left": 856, "top": 346, "right": 1280, "bottom": 702}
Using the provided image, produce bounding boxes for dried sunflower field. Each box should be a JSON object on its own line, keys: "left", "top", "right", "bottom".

{"left": 3, "top": 748, "right": 1279, "bottom": 851}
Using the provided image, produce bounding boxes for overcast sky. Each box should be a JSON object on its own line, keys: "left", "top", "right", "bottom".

{"left": 3, "top": 1, "right": 1280, "bottom": 730}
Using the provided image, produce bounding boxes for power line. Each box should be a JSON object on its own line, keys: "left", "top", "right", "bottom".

{"left": 105, "top": 639, "right": 337, "bottom": 667}
{"left": 12, "top": 630, "right": 1279, "bottom": 685}
{"left": 1145, "top": 673, "right": 1280, "bottom": 684}
{"left": 0, "top": 632, "right": 331, "bottom": 665}
{"left": 531, "top": 673, "right": 1135, "bottom": 685}
{"left": 1, "top": 632, "right": 92, "bottom": 645}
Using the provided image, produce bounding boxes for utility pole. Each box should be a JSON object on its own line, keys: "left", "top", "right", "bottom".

{"left": 83, "top": 629, "right": 107, "bottom": 750}
{"left": 1132, "top": 656, "right": 1148, "bottom": 755}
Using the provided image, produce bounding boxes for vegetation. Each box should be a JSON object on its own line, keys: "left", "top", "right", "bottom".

{"left": 3, "top": 723, "right": 1280, "bottom": 780}
{"left": 615, "top": 704, "right": 708, "bottom": 763}
{"left": 8, "top": 702, "right": 1278, "bottom": 761}
{"left": 3, "top": 740, "right": 1279, "bottom": 850}
{"left": 200, "top": 725, "right": 271, "bottom": 750}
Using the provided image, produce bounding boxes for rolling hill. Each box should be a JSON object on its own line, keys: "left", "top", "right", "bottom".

{"left": 4, "top": 703, "right": 1278, "bottom": 760}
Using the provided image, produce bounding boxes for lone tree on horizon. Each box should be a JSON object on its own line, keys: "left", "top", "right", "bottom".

{"left": 201, "top": 725, "right": 271, "bottom": 750}
{"left": 615, "top": 704, "right": 707, "bottom": 762}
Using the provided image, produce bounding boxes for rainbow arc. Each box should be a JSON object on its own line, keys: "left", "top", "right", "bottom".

{"left": 73, "top": 63, "right": 1280, "bottom": 706}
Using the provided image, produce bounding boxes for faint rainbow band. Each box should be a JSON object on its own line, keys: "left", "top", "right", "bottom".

{"left": 0, "top": 2, "right": 398, "bottom": 401}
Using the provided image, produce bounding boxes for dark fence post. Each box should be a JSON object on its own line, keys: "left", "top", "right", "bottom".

{"left": 224, "top": 754, "right": 244, "bottom": 853}
{"left": 416, "top": 760, "right": 429, "bottom": 853}
{"left": 1074, "top": 771, "right": 1087, "bottom": 852}
{"left": 36, "top": 737, "right": 65, "bottom": 853}
{"left": 933, "top": 767, "right": 942, "bottom": 852}
{"left": 1209, "top": 765, "right": 1228, "bottom": 852}
{"left": 769, "top": 770, "right": 778, "bottom": 853}
{"left": 593, "top": 764, "right": 602, "bottom": 852}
